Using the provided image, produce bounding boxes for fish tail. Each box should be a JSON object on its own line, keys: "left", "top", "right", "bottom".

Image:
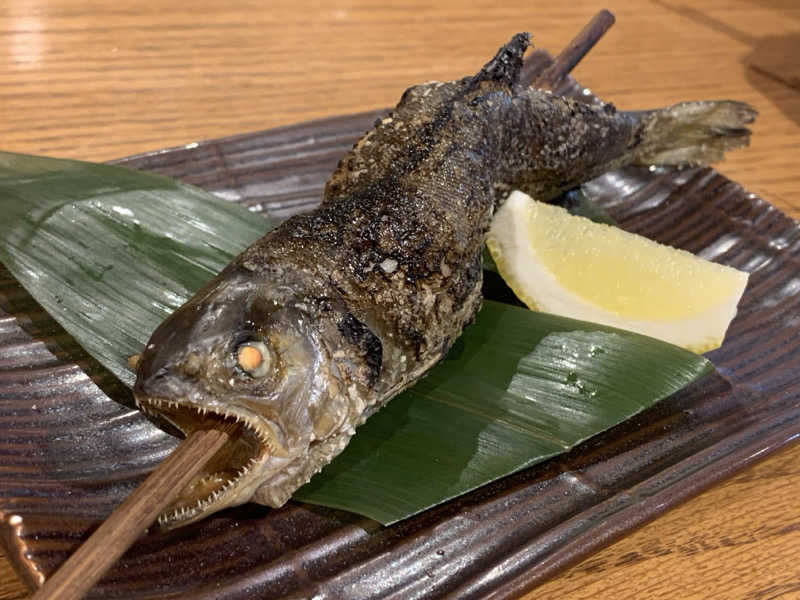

{"left": 632, "top": 100, "right": 757, "bottom": 166}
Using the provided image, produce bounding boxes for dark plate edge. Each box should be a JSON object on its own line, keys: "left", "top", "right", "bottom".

{"left": 486, "top": 413, "right": 800, "bottom": 599}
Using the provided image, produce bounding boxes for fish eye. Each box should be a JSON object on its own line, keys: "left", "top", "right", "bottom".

{"left": 235, "top": 341, "right": 272, "bottom": 378}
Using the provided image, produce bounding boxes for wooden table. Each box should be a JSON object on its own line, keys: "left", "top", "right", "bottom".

{"left": 1, "top": 1, "right": 799, "bottom": 598}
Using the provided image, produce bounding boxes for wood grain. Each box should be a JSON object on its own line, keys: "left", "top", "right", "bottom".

{"left": 1, "top": 1, "right": 799, "bottom": 598}
{"left": 532, "top": 442, "right": 800, "bottom": 600}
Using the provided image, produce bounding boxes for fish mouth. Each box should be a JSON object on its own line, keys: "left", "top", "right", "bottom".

{"left": 135, "top": 396, "right": 288, "bottom": 528}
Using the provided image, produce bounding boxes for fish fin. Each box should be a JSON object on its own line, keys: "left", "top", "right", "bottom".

{"left": 633, "top": 100, "right": 757, "bottom": 165}
{"left": 469, "top": 32, "right": 531, "bottom": 89}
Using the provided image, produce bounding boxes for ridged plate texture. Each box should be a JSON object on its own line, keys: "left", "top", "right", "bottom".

{"left": 1, "top": 51, "right": 798, "bottom": 598}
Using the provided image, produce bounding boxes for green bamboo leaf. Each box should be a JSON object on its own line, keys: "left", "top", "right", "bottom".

{"left": 0, "top": 151, "right": 712, "bottom": 524}
{"left": 0, "top": 152, "right": 271, "bottom": 388}
{"left": 294, "top": 309, "right": 710, "bottom": 522}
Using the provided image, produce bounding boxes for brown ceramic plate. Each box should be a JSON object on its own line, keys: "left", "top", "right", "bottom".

{"left": 1, "top": 52, "right": 799, "bottom": 599}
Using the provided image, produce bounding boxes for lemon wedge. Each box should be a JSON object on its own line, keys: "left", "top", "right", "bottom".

{"left": 486, "top": 191, "right": 749, "bottom": 352}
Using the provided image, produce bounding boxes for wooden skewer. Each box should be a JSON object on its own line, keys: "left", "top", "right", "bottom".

{"left": 29, "top": 12, "right": 616, "bottom": 600}
{"left": 525, "top": 8, "right": 616, "bottom": 89}
{"left": 31, "top": 422, "right": 238, "bottom": 600}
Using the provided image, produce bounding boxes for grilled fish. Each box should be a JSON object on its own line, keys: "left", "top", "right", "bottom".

{"left": 134, "top": 33, "right": 756, "bottom": 527}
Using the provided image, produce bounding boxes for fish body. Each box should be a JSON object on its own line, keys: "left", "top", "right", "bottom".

{"left": 134, "top": 33, "right": 756, "bottom": 527}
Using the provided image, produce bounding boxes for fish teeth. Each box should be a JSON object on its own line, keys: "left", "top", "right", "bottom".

{"left": 141, "top": 398, "right": 281, "bottom": 525}
{"left": 140, "top": 398, "right": 284, "bottom": 457}
{"left": 158, "top": 451, "right": 262, "bottom": 526}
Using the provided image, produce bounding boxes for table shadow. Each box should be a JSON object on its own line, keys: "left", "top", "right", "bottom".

{"left": 652, "top": 0, "right": 800, "bottom": 126}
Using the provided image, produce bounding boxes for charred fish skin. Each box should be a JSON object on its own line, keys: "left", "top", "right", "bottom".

{"left": 134, "top": 33, "right": 756, "bottom": 527}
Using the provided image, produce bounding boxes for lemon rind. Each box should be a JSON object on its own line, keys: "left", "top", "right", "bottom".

{"left": 487, "top": 191, "right": 749, "bottom": 353}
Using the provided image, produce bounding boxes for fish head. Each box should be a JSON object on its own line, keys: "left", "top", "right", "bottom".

{"left": 134, "top": 264, "right": 358, "bottom": 527}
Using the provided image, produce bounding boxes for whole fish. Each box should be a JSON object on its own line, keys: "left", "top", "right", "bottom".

{"left": 134, "top": 33, "right": 756, "bottom": 527}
